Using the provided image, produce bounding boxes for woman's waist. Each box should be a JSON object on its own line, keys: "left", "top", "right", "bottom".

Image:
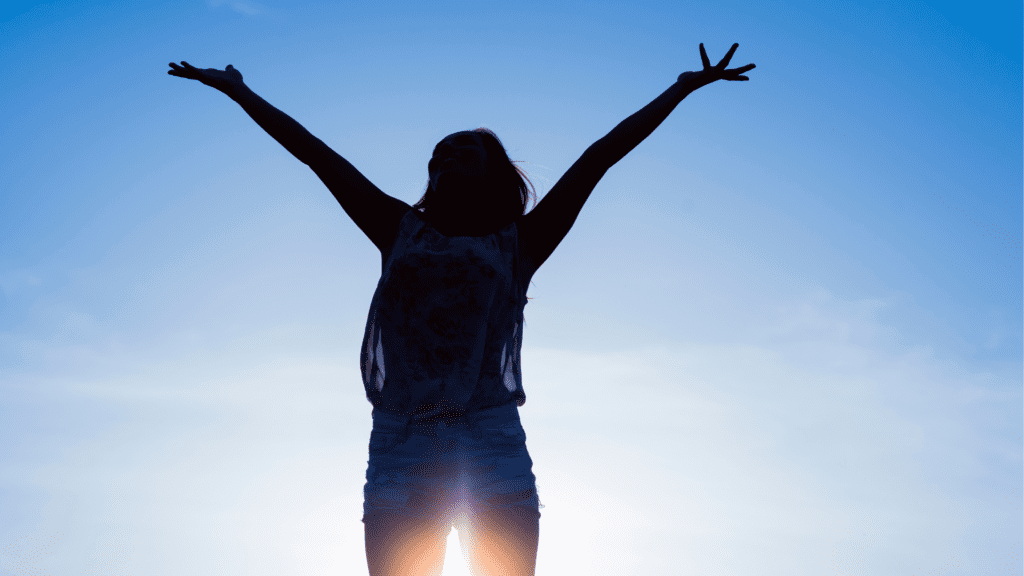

{"left": 371, "top": 400, "right": 520, "bottom": 432}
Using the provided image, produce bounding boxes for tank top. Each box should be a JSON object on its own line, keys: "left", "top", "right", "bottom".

{"left": 360, "top": 209, "right": 529, "bottom": 418}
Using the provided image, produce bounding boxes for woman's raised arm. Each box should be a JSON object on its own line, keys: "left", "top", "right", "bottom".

{"left": 167, "top": 62, "right": 409, "bottom": 253}
{"left": 517, "top": 44, "right": 755, "bottom": 271}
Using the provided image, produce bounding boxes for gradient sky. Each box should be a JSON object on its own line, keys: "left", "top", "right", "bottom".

{"left": 1, "top": 1, "right": 1021, "bottom": 575}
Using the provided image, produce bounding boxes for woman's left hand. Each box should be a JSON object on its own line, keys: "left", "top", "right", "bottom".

{"left": 677, "top": 43, "right": 755, "bottom": 89}
{"left": 167, "top": 61, "right": 245, "bottom": 96}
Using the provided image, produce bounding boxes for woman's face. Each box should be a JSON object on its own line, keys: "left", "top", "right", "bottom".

{"left": 428, "top": 132, "right": 489, "bottom": 195}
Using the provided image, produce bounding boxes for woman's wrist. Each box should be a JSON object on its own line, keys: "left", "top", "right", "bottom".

{"left": 669, "top": 78, "right": 697, "bottom": 100}
{"left": 675, "top": 72, "right": 710, "bottom": 93}
{"left": 224, "top": 80, "right": 252, "bottom": 102}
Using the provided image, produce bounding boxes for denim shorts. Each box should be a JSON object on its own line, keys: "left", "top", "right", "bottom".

{"left": 362, "top": 402, "right": 541, "bottom": 524}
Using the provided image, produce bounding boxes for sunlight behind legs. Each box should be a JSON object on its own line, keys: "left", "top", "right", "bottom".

{"left": 442, "top": 527, "right": 473, "bottom": 576}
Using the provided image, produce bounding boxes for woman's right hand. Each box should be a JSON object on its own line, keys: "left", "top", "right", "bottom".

{"left": 676, "top": 43, "right": 754, "bottom": 91}
{"left": 168, "top": 61, "right": 245, "bottom": 95}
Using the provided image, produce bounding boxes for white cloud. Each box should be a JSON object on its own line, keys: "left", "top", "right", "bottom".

{"left": 0, "top": 287, "right": 1018, "bottom": 575}
{"left": 519, "top": 291, "right": 1021, "bottom": 575}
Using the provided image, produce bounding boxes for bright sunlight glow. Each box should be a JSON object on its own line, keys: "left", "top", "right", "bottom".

{"left": 441, "top": 528, "right": 473, "bottom": 576}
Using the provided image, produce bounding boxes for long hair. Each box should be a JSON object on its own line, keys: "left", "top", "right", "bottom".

{"left": 412, "top": 128, "right": 537, "bottom": 220}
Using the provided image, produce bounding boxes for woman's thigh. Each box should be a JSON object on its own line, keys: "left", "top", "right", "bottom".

{"left": 457, "top": 501, "right": 539, "bottom": 576}
{"left": 363, "top": 421, "right": 460, "bottom": 576}
{"left": 457, "top": 412, "right": 540, "bottom": 576}
{"left": 364, "top": 509, "right": 448, "bottom": 576}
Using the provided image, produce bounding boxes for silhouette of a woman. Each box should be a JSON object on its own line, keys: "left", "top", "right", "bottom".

{"left": 169, "top": 43, "right": 754, "bottom": 576}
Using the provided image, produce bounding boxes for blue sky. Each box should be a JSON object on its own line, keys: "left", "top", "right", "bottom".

{"left": 1, "top": 0, "right": 1020, "bottom": 574}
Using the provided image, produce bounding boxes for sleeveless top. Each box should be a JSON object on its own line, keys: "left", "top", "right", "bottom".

{"left": 360, "top": 209, "right": 529, "bottom": 418}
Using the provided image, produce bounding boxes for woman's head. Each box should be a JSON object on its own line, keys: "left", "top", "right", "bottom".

{"left": 415, "top": 128, "right": 536, "bottom": 226}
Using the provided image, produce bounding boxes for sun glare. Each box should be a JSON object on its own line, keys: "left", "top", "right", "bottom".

{"left": 441, "top": 527, "right": 473, "bottom": 576}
